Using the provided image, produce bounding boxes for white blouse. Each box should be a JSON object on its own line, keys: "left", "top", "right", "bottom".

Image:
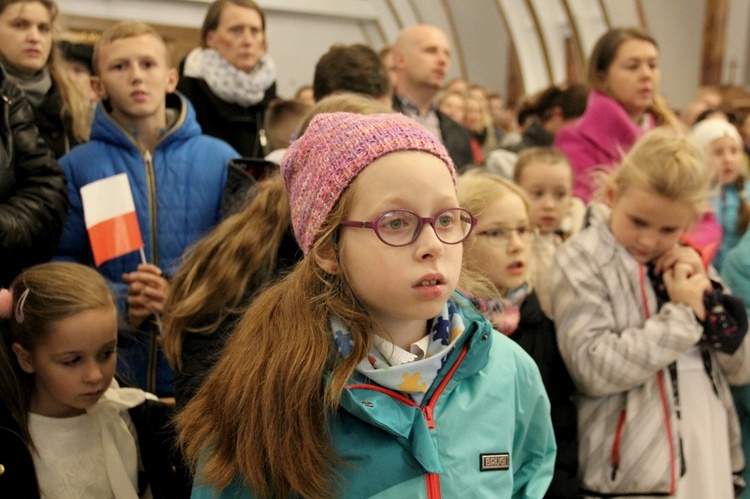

{"left": 28, "top": 381, "right": 157, "bottom": 499}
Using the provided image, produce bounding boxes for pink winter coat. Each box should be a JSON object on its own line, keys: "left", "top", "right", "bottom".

{"left": 554, "top": 90, "right": 653, "bottom": 202}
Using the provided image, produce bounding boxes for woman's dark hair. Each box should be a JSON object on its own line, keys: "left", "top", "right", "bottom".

{"left": 200, "top": 0, "right": 266, "bottom": 46}
{"left": 517, "top": 82, "right": 589, "bottom": 126}
{"left": 586, "top": 27, "right": 657, "bottom": 91}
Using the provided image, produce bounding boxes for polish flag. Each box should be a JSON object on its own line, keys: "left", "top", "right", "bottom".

{"left": 80, "top": 173, "right": 144, "bottom": 267}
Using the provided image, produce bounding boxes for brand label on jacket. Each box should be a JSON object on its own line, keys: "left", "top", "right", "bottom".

{"left": 479, "top": 453, "right": 510, "bottom": 471}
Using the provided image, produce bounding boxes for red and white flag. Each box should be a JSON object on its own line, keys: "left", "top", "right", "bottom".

{"left": 81, "top": 173, "right": 144, "bottom": 267}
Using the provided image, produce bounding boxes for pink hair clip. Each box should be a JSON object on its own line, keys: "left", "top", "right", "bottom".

{"left": 0, "top": 289, "right": 12, "bottom": 318}
{"left": 15, "top": 288, "right": 29, "bottom": 324}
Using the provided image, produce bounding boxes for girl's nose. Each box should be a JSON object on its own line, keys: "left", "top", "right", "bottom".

{"left": 638, "top": 232, "right": 657, "bottom": 250}
{"left": 83, "top": 361, "right": 104, "bottom": 384}
{"left": 506, "top": 230, "right": 525, "bottom": 252}
{"left": 415, "top": 222, "right": 445, "bottom": 260}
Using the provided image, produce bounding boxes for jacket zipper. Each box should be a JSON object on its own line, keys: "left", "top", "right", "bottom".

{"left": 656, "top": 371, "right": 677, "bottom": 495}
{"left": 103, "top": 103, "right": 186, "bottom": 394}
{"left": 638, "top": 265, "right": 677, "bottom": 494}
{"left": 610, "top": 409, "right": 626, "bottom": 480}
{"left": 349, "top": 342, "right": 470, "bottom": 499}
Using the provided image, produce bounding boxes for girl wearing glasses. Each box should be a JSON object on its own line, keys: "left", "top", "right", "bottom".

{"left": 458, "top": 170, "right": 578, "bottom": 498}
{"left": 179, "top": 112, "right": 556, "bottom": 498}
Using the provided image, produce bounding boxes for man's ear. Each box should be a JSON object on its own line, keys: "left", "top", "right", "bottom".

{"left": 393, "top": 49, "right": 406, "bottom": 70}
{"left": 11, "top": 343, "right": 35, "bottom": 374}
{"left": 92, "top": 76, "right": 108, "bottom": 100}
{"left": 313, "top": 240, "right": 341, "bottom": 275}
{"left": 165, "top": 67, "right": 179, "bottom": 94}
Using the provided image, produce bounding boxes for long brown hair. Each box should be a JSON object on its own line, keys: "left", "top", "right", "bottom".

{"left": 586, "top": 27, "right": 680, "bottom": 129}
{"left": 0, "top": 0, "right": 90, "bottom": 143}
{"left": 734, "top": 175, "right": 750, "bottom": 236}
{"left": 177, "top": 181, "right": 490, "bottom": 497}
{"left": 177, "top": 187, "right": 370, "bottom": 498}
{"left": 0, "top": 262, "right": 115, "bottom": 449}
{"left": 162, "top": 173, "right": 293, "bottom": 370}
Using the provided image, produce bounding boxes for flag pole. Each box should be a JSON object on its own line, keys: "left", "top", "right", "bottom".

{"left": 137, "top": 246, "right": 163, "bottom": 333}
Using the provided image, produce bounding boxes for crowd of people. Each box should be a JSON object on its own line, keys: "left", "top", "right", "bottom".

{"left": 1, "top": 0, "right": 750, "bottom": 497}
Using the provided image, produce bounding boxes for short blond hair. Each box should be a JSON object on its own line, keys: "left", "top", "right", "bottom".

{"left": 93, "top": 21, "right": 168, "bottom": 75}
{"left": 513, "top": 147, "right": 571, "bottom": 185}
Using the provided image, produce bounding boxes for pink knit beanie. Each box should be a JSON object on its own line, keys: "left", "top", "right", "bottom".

{"left": 281, "top": 112, "right": 456, "bottom": 254}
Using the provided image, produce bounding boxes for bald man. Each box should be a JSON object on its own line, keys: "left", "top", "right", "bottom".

{"left": 391, "top": 24, "right": 472, "bottom": 171}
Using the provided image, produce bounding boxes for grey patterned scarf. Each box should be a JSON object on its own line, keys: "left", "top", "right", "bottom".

{"left": 182, "top": 47, "right": 275, "bottom": 108}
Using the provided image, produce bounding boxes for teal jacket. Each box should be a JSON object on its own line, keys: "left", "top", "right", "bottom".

{"left": 191, "top": 300, "right": 556, "bottom": 498}
{"left": 714, "top": 180, "right": 750, "bottom": 271}
{"left": 722, "top": 229, "right": 750, "bottom": 317}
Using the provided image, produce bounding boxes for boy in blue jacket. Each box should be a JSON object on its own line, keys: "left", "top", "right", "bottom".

{"left": 55, "top": 21, "right": 239, "bottom": 397}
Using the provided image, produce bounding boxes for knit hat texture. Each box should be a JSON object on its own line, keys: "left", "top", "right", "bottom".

{"left": 689, "top": 118, "right": 743, "bottom": 152}
{"left": 281, "top": 112, "right": 455, "bottom": 254}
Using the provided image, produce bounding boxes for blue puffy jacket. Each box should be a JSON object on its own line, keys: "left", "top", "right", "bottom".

{"left": 55, "top": 92, "right": 238, "bottom": 395}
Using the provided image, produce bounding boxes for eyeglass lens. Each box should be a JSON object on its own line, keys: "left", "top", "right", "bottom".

{"left": 376, "top": 209, "right": 472, "bottom": 246}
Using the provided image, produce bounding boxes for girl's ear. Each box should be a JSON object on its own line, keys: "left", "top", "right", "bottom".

{"left": 602, "top": 182, "right": 617, "bottom": 208}
{"left": 11, "top": 343, "right": 35, "bottom": 374}
{"left": 313, "top": 240, "right": 340, "bottom": 275}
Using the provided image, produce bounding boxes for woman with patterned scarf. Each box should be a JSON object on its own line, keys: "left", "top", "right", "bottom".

{"left": 457, "top": 169, "right": 579, "bottom": 498}
{"left": 0, "top": 0, "right": 90, "bottom": 158}
{"left": 178, "top": 0, "right": 277, "bottom": 158}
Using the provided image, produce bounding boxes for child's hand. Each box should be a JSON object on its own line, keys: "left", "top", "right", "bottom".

{"left": 662, "top": 262, "right": 711, "bottom": 321}
{"left": 122, "top": 264, "right": 170, "bottom": 329}
{"left": 653, "top": 244, "right": 705, "bottom": 277}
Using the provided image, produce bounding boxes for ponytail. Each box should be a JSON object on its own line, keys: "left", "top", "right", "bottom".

{"left": 736, "top": 177, "right": 750, "bottom": 236}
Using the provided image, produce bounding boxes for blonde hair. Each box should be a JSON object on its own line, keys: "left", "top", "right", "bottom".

{"left": 297, "top": 92, "right": 393, "bottom": 135}
{"left": 513, "top": 147, "right": 572, "bottom": 185}
{"left": 465, "top": 91, "right": 497, "bottom": 150}
{"left": 458, "top": 170, "right": 530, "bottom": 296}
{"left": 0, "top": 0, "right": 90, "bottom": 143}
{"left": 0, "top": 262, "right": 115, "bottom": 448}
{"left": 93, "top": 21, "right": 169, "bottom": 75}
{"left": 609, "top": 128, "right": 710, "bottom": 217}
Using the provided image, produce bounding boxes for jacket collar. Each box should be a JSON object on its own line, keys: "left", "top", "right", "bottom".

{"left": 337, "top": 295, "right": 493, "bottom": 472}
{"left": 90, "top": 90, "right": 198, "bottom": 149}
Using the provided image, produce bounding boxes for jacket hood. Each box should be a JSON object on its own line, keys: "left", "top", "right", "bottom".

{"left": 90, "top": 91, "right": 201, "bottom": 149}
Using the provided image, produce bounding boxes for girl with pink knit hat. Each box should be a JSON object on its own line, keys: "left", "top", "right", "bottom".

{"left": 179, "top": 112, "right": 556, "bottom": 498}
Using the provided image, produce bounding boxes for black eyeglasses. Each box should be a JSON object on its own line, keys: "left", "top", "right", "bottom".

{"left": 340, "top": 208, "right": 477, "bottom": 247}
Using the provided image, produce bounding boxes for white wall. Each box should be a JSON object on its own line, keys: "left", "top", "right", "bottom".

{"left": 59, "top": 0, "right": 749, "bottom": 106}
{"left": 265, "top": 13, "right": 373, "bottom": 97}
{"left": 640, "top": 0, "right": 705, "bottom": 109}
